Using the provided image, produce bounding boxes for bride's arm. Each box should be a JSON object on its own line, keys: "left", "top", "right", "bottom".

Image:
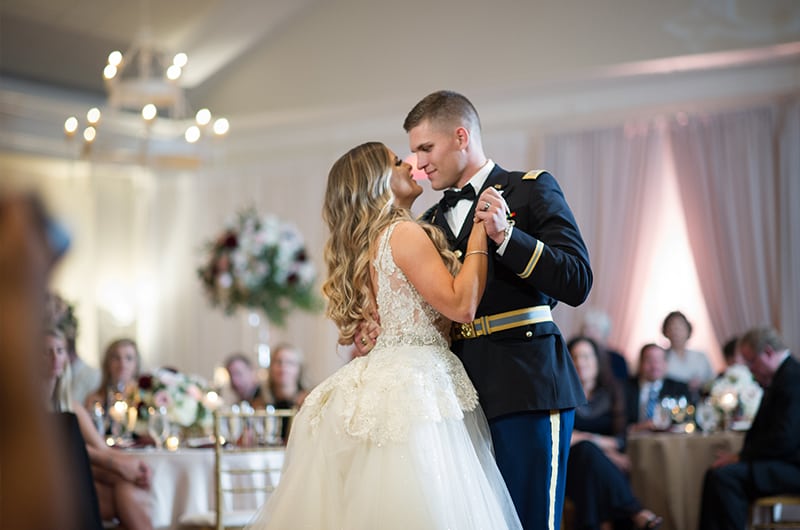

{"left": 391, "top": 220, "right": 488, "bottom": 323}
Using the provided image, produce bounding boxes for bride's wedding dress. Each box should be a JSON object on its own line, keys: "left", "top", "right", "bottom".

{"left": 246, "top": 222, "right": 521, "bottom": 529}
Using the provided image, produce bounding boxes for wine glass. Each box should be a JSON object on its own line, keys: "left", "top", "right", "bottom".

{"left": 652, "top": 402, "right": 672, "bottom": 431}
{"left": 695, "top": 399, "right": 719, "bottom": 434}
{"left": 147, "top": 406, "right": 171, "bottom": 449}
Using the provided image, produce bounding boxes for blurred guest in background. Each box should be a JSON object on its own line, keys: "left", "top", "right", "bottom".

{"left": 626, "top": 343, "right": 691, "bottom": 432}
{"left": 45, "top": 291, "right": 100, "bottom": 405}
{"left": 567, "top": 337, "right": 663, "bottom": 530}
{"left": 265, "top": 343, "right": 308, "bottom": 409}
{"left": 719, "top": 336, "right": 743, "bottom": 374}
{"left": 699, "top": 326, "right": 800, "bottom": 530}
{"left": 580, "top": 308, "right": 629, "bottom": 383}
{"left": 224, "top": 352, "right": 267, "bottom": 408}
{"left": 661, "top": 311, "right": 713, "bottom": 400}
{"left": 84, "top": 338, "right": 142, "bottom": 411}
{"left": 46, "top": 328, "right": 154, "bottom": 530}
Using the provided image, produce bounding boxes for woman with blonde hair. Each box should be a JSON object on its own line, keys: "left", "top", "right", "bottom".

{"left": 46, "top": 328, "right": 153, "bottom": 530}
{"left": 247, "top": 142, "right": 521, "bottom": 529}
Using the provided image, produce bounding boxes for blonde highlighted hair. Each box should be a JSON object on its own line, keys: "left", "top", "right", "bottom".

{"left": 322, "top": 142, "right": 459, "bottom": 344}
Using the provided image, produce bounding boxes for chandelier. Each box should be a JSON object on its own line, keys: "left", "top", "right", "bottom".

{"left": 62, "top": 27, "right": 229, "bottom": 164}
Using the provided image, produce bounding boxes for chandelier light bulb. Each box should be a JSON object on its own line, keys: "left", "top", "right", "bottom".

{"left": 87, "top": 107, "right": 101, "bottom": 125}
{"left": 185, "top": 125, "right": 201, "bottom": 143}
{"left": 83, "top": 126, "right": 97, "bottom": 143}
{"left": 142, "top": 104, "right": 157, "bottom": 121}
{"left": 172, "top": 53, "right": 188, "bottom": 68}
{"left": 213, "top": 117, "right": 230, "bottom": 136}
{"left": 195, "top": 108, "right": 212, "bottom": 126}
{"left": 103, "top": 64, "right": 118, "bottom": 80}
{"left": 108, "top": 50, "right": 123, "bottom": 66}
{"left": 64, "top": 116, "right": 79, "bottom": 135}
{"left": 166, "top": 64, "right": 182, "bottom": 81}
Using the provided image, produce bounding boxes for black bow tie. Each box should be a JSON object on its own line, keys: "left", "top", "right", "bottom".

{"left": 439, "top": 184, "right": 476, "bottom": 210}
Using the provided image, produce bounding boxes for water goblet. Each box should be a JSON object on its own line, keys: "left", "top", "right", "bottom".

{"left": 147, "top": 406, "right": 171, "bottom": 449}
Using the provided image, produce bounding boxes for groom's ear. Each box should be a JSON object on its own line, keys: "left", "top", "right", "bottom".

{"left": 455, "top": 127, "right": 469, "bottom": 148}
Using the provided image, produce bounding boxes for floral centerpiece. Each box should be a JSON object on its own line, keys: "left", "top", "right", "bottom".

{"left": 709, "top": 364, "right": 763, "bottom": 427}
{"left": 138, "top": 368, "right": 215, "bottom": 433}
{"left": 197, "top": 206, "right": 320, "bottom": 326}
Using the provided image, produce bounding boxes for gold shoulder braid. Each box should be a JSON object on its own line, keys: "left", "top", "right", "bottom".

{"left": 522, "top": 170, "right": 547, "bottom": 180}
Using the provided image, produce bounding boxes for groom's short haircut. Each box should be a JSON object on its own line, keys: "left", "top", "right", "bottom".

{"left": 403, "top": 90, "right": 481, "bottom": 135}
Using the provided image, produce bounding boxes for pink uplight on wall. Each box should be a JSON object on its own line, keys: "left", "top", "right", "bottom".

{"left": 404, "top": 154, "right": 427, "bottom": 181}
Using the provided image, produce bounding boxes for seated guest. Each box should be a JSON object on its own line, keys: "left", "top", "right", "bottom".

{"left": 84, "top": 338, "right": 142, "bottom": 411}
{"left": 265, "top": 343, "right": 309, "bottom": 409}
{"left": 224, "top": 352, "right": 268, "bottom": 408}
{"left": 661, "top": 310, "right": 713, "bottom": 401}
{"left": 626, "top": 343, "right": 691, "bottom": 432}
{"left": 46, "top": 328, "right": 154, "bottom": 530}
{"left": 580, "top": 308, "right": 630, "bottom": 383}
{"left": 45, "top": 291, "right": 101, "bottom": 405}
{"left": 567, "top": 337, "right": 663, "bottom": 530}
{"left": 699, "top": 326, "right": 800, "bottom": 530}
{"left": 225, "top": 345, "right": 309, "bottom": 409}
{"left": 717, "top": 335, "right": 744, "bottom": 376}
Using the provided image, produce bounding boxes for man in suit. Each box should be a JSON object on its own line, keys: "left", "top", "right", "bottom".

{"left": 402, "top": 90, "right": 593, "bottom": 530}
{"left": 699, "top": 327, "right": 800, "bottom": 530}
{"left": 625, "top": 343, "right": 691, "bottom": 431}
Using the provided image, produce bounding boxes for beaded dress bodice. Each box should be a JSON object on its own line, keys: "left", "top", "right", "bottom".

{"left": 372, "top": 222, "right": 451, "bottom": 350}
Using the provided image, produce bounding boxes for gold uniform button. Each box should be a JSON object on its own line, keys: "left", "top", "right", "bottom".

{"left": 455, "top": 249, "right": 463, "bottom": 258}
{"left": 525, "top": 331, "right": 533, "bottom": 338}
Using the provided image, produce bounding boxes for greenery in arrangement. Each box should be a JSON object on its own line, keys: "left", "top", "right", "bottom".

{"left": 197, "top": 206, "right": 321, "bottom": 326}
{"left": 138, "top": 369, "right": 213, "bottom": 429}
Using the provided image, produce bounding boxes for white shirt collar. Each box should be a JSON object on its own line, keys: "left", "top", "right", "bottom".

{"left": 460, "top": 159, "right": 495, "bottom": 193}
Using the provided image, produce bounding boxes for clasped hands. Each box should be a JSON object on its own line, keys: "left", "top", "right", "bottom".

{"left": 472, "top": 188, "right": 510, "bottom": 245}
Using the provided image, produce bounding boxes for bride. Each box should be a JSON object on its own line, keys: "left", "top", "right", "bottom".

{"left": 246, "top": 142, "right": 521, "bottom": 529}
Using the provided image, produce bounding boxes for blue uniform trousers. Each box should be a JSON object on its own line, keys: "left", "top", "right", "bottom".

{"left": 490, "top": 408, "right": 575, "bottom": 530}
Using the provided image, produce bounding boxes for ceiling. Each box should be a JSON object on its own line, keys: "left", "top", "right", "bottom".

{"left": 0, "top": 0, "right": 317, "bottom": 95}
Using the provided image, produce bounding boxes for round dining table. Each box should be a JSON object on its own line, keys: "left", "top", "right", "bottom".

{"left": 627, "top": 429, "right": 745, "bottom": 530}
{"left": 129, "top": 446, "right": 285, "bottom": 530}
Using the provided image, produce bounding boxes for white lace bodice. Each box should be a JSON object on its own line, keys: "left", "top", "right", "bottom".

{"left": 372, "top": 222, "right": 451, "bottom": 350}
{"left": 300, "top": 221, "right": 478, "bottom": 445}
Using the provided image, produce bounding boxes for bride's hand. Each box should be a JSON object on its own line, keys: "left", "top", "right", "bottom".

{"left": 473, "top": 188, "right": 509, "bottom": 245}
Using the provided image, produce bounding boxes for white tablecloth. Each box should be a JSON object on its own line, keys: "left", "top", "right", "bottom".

{"left": 130, "top": 447, "right": 285, "bottom": 530}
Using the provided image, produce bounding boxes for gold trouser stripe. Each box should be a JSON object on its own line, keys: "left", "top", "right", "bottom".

{"left": 548, "top": 410, "right": 560, "bottom": 530}
{"left": 519, "top": 240, "right": 544, "bottom": 279}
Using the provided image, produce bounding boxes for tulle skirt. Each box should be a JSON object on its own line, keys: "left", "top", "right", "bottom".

{"left": 245, "top": 344, "right": 522, "bottom": 530}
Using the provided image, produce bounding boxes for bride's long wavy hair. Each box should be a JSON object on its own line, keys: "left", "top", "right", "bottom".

{"left": 322, "top": 142, "right": 459, "bottom": 344}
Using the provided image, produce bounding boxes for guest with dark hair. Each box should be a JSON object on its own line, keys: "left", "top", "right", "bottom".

{"left": 224, "top": 352, "right": 267, "bottom": 408}
{"left": 661, "top": 310, "right": 713, "bottom": 400}
{"left": 567, "top": 336, "right": 663, "bottom": 530}
{"left": 626, "top": 343, "right": 691, "bottom": 432}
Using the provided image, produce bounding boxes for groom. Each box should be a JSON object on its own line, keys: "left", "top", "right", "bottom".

{"left": 404, "top": 90, "right": 592, "bottom": 530}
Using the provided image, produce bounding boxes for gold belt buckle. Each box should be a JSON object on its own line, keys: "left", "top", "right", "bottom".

{"left": 456, "top": 321, "right": 476, "bottom": 340}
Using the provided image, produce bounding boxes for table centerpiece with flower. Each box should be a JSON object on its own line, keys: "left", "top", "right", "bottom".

{"left": 197, "top": 206, "right": 320, "bottom": 326}
{"left": 137, "top": 368, "right": 219, "bottom": 441}
{"left": 708, "top": 364, "right": 763, "bottom": 430}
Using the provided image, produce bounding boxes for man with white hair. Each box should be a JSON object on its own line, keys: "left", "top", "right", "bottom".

{"left": 699, "top": 326, "right": 800, "bottom": 530}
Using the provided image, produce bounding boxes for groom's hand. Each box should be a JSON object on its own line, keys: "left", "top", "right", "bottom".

{"left": 474, "top": 188, "right": 509, "bottom": 245}
{"left": 353, "top": 312, "right": 381, "bottom": 356}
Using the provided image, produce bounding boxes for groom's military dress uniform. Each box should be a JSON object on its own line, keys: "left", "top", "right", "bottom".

{"left": 423, "top": 164, "right": 592, "bottom": 530}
